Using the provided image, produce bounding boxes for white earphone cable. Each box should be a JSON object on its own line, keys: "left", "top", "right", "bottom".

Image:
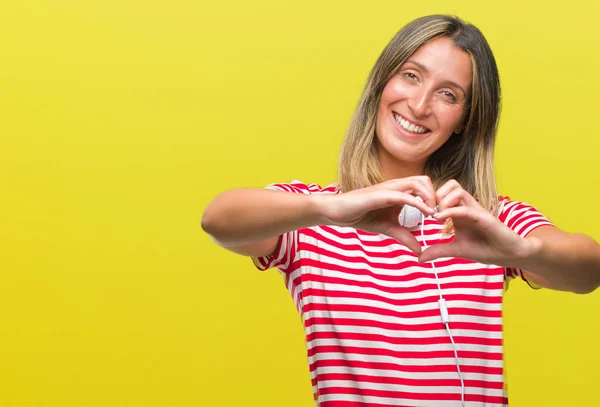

{"left": 420, "top": 213, "right": 465, "bottom": 407}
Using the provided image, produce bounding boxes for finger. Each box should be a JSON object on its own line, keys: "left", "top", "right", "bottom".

{"left": 418, "top": 241, "right": 462, "bottom": 262}
{"left": 413, "top": 177, "right": 437, "bottom": 210}
{"left": 402, "top": 192, "right": 436, "bottom": 216}
{"left": 458, "top": 188, "right": 479, "bottom": 207}
{"left": 435, "top": 179, "right": 461, "bottom": 203}
{"left": 387, "top": 178, "right": 436, "bottom": 210}
{"left": 417, "top": 175, "right": 435, "bottom": 192}
{"left": 381, "top": 225, "right": 422, "bottom": 254}
{"left": 411, "top": 175, "right": 436, "bottom": 200}
{"left": 372, "top": 190, "right": 435, "bottom": 216}
{"left": 434, "top": 206, "right": 479, "bottom": 223}
{"left": 436, "top": 180, "right": 479, "bottom": 211}
{"left": 437, "top": 188, "right": 468, "bottom": 212}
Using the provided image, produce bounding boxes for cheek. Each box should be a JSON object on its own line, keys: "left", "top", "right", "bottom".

{"left": 381, "top": 78, "right": 409, "bottom": 104}
{"left": 438, "top": 106, "right": 465, "bottom": 131}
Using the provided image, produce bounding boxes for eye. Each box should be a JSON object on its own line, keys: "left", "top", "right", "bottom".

{"left": 440, "top": 90, "right": 457, "bottom": 102}
{"left": 403, "top": 72, "right": 418, "bottom": 81}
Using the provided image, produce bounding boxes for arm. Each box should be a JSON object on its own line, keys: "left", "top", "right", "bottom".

{"left": 418, "top": 179, "right": 600, "bottom": 295}
{"left": 516, "top": 226, "right": 600, "bottom": 294}
{"left": 201, "top": 188, "right": 326, "bottom": 257}
{"left": 201, "top": 177, "right": 437, "bottom": 258}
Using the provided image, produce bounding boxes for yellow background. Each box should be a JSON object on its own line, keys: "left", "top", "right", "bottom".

{"left": 1, "top": 1, "right": 599, "bottom": 406}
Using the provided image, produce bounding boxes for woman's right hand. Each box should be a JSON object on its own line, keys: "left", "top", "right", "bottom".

{"left": 319, "top": 176, "right": 437, "bottom": 253}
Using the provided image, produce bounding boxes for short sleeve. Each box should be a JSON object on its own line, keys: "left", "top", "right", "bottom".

{"left": 252, "top": 227, "right": 299, "bottom": 273}
{"left": 498, "top": 197, "right": 555, "bottom": 289}
{"left": 251, "top": 180, "right": 339, "bottom": 274}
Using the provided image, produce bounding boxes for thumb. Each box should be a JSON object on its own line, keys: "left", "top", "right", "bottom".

{"left": 418, "top": 242, "right": 461, "bottom": 263}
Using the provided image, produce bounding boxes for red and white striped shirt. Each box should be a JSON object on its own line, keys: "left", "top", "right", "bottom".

{"left": 252, "top": 180, "right": 553, "bottom": 407}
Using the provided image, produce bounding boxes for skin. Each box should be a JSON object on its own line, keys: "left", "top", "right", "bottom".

{"left": 202, "top": 37, "right": 600, "bottom": 294}
{"left": 375, "top": 36, "right": 470, "bottom": 180}
{"left": 370, "top": 38, "right": 600, "bottom": 294}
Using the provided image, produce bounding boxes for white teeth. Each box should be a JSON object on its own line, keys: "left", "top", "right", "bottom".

{"left": 393, "top": 113, "right": 427, "bottom": 134}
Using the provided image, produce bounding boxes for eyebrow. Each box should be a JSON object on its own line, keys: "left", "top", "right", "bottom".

{"left": 405, "top": 59, "right": 468, "bottom": 96}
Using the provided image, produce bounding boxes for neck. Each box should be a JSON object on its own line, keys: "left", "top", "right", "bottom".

{"left": 377, "top": 145, "right": 427, "bottom": 181}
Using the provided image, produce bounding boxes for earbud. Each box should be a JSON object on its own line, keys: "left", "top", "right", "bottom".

{"left": 398, "top": 196, "right": 426, "bottom": 228}
{"left": 398, "top": 204, "right": 423, "bottom": 228}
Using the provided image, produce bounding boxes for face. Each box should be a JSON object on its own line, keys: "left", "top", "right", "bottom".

{"left": 375, "top": 36, "right": 472, "bottom": 177}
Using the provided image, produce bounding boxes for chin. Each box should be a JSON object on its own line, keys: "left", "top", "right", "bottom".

{"left": 376, "top": 138, "right": 430, "bottom": 169}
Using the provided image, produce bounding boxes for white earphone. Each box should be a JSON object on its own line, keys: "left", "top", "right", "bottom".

{"left": 398, "top": 198, "right": 466, "bottom": 407}
{"left": 398, "top": 201, "right": 425, "bottom": 228}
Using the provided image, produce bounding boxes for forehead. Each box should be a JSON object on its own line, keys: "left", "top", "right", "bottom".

{"left": 406, "top": 36, "right": 472, "bottom": 89}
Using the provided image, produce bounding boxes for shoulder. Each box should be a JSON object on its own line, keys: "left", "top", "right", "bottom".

{"left": 265, "top": 180, "right": 341, "bottom": 195}
{"left": 496, "top": 194, "right": 553, "bottom": 236}
{"left": 496, "top": 195, "right": 544, "bottom": 220}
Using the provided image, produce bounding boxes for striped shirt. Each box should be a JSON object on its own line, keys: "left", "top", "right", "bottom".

{"left": 252, "top": 180, "right": 553, "bottom": 407}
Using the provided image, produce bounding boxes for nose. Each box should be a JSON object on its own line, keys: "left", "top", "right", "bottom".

{"left": 407, "top": 88, "right": 431, "bottom": 118}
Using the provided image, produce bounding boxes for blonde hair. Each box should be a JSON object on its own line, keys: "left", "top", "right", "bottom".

{"left": 338, "top": 14, "right": 502, "bottom": 214}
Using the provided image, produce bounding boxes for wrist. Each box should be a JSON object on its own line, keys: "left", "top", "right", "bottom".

{"left": 511, "top": 236, "right": 544, "bottom": 271}
{"left": 309, "top": 194, "right": 336, "bottom": 226}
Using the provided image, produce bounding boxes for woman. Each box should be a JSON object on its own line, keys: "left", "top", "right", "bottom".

{"left": 201, "top": 14, "right": 600, "bottom": 407}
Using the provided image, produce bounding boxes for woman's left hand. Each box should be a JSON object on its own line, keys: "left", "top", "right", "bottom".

{"left": 417, "top": 179, "right": 532, "bottom": 266}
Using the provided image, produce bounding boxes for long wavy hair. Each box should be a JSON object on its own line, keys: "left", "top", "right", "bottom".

{"left": 338, "top": 14, "right": 502, "bottom": 214}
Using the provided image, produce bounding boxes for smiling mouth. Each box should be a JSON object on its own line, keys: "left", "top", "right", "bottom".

{"left": 392, "top": 112, "right": 431, "bottom": 134}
